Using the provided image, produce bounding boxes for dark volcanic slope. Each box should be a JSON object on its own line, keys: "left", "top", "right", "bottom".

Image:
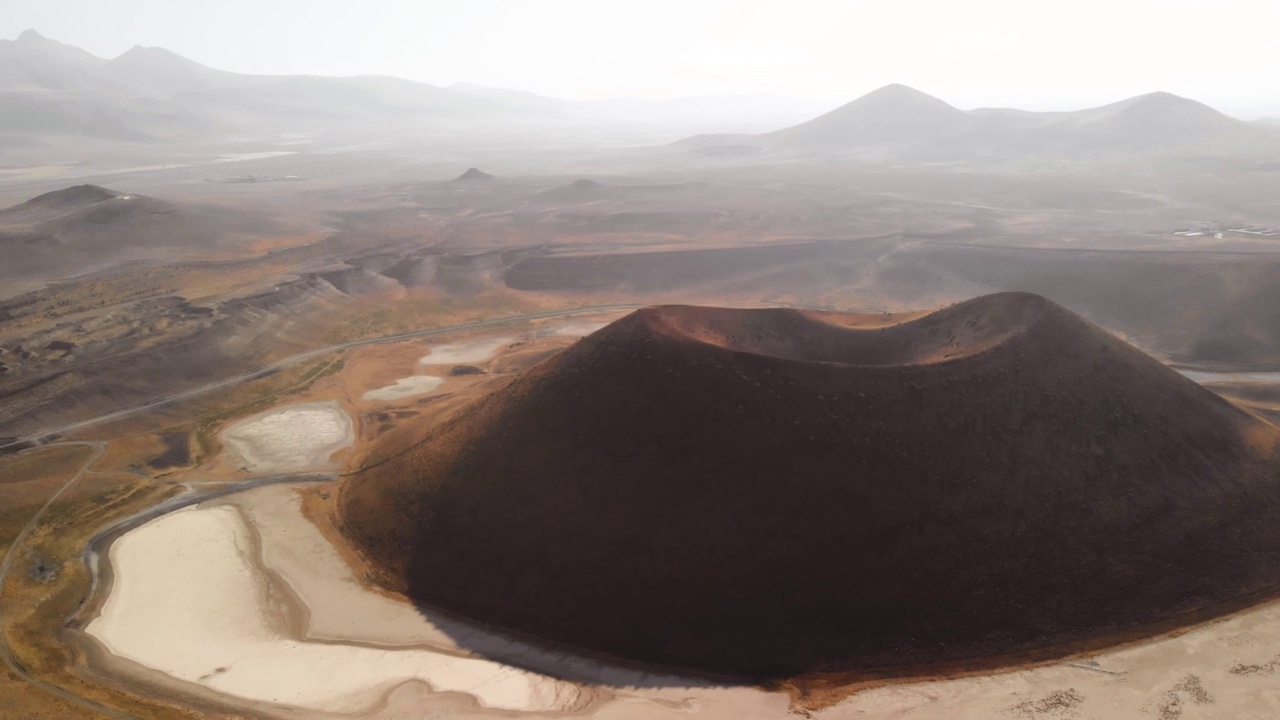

{"left": 339, "top": 293, "right": 1280, "bottom": 680}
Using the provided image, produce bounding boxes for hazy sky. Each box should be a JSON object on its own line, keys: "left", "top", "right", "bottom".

{"left": 5, "top": 0, "right": 1279, "bottom": 117}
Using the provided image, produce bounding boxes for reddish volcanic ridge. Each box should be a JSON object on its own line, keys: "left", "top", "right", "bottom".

{"left": 339, "top": 292, "right": 1280, "bottom": 681}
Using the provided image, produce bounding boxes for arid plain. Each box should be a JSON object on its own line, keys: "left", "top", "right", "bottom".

{"left": 5, "top": 34, "right": 1280, "bottom": 719}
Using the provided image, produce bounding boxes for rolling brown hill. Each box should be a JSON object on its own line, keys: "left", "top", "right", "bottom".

{"left": 0, "top": 184, "right": 282, "bottom": 281}
{"left": 338, "top": 292, "right": 1280, "bottom": 681}
{"left": 0, "top": 184, "right": 123, "bottom": 223}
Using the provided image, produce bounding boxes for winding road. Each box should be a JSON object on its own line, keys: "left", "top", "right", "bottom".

{"left": 0, "top": 441, "right": 142, "bottom": 720}
{"left": 0, "top": 304, "right": 641, "bottom": 718}
{"left": 1, "top": 304, "right": 641, "bottom": 452}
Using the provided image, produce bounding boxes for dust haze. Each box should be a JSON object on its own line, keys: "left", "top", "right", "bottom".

{"left": 3, "top": 4, "right": 1280, "bottom": 720}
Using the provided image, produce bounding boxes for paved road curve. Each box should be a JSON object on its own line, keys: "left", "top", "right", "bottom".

{"left": 0, "top": 304, "right": 641, "bottom": 718}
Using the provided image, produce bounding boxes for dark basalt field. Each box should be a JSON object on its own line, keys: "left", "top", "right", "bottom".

{"left": 345, "top": 292, "right": 1280, "bottom": 679}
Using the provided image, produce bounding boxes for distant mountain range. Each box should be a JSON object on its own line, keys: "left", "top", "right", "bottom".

{"left": 691, "top": 83, "right": 1280, "bottom": 161}
{"left": 4, "top": 29, "right": 1277, "bottom": 160}
{"left": 0, "top": 29, "right": 562, "bottom": 142}
{"left": 0, "top": 30, "right": 825, "bottom": 142}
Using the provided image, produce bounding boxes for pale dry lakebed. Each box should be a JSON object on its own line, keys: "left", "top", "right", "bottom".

{"left": 78, "top": 479, "right": 1280, "bottom": 719}
{"left": 76, "top": 380, "right": 1280, "bottom": 719}
{"left": 220, "top": 402, "right": 353, "bottom": 473}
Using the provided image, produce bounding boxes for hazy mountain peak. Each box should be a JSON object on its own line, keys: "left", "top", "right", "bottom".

{"left": 107, "top": 43, "right": 224, "bottom": 75}
{"left": 762, "top": 82, "right": 965, "bottom": 149}
{"left": 0, "top": 29, "right": 106, "bottom": 92}
{"left": 867, "top": 82, "right": 939, "bottom": 97}
{"left": 114, "top": 44, "right": 193, "bottom": 64}
{"left": 102, "top": 44, "right": 224, "bottom": 92}
{"left": 1125, "top": 90, "right": 1213, "bottom": 110}
{"left": 1081, "top": 90, "right": 1234, "bottom": 130}
{"left": 5, "top": 28, "right": 103, "bottom": 63}
{"left": 7, "top": 28, "right": 102, "bottom": 61}
{"left": 856, "top": 83, "right": 959, "bottom": 111}
{"left": 1136, "top": 90, "right": 1181, "bottom": 100}
{"left": 454, "top": 167, "right": 495, "bottom": 181}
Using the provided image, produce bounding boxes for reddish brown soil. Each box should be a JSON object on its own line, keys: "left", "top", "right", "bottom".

{"left": 338, "top": 292, "right": 1280, "bottom": 681}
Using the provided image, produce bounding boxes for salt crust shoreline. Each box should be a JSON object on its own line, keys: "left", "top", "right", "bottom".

{"left": 83, "top": 480, "right": 1280, "bottom": 719}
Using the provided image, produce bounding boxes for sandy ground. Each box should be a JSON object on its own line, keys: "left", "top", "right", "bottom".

{"left": 220, "top": 401, "right": 353, "bottom": 473}
{"left": 70, "top": 343, "right": 1280, "bottom": 719}
{"left": 360, "top": 376, "right": 445, "bottom": 402}
{"left": 79, "top": 478, "right": 1280, "bottom": 720}
{"left": 83, "top": 498, "right": 592, "bottom": 715}
{"left": 419, "top": 336, "right": 515, "bottom": 365}
{"left": 548, "top": 321, "right": 609, "bottom": 337}
{"left": 236, "top": 486, "right": 448, "bottom": 648}
{"left": 819, "top": 609, "right": 1280, "bottom": 720}
{"left": 82, "top": 483, "right": 787, "bottom": 719}
{"left": 1180, "top": 369, "right": 1280, "bottom": 385}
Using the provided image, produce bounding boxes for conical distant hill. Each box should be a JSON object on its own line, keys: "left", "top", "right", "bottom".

{"left": 454, "top": 167, "right": 495, "bottom": 181}
{"left": 4, "top": 184, "right": 119, "bottom": 213}
{"left": 1038, "top": 91, "right": 1258, "bottom": 152}
{"left": 753, "top": 85, "right": 1275, "bottom": 158}
{"left": 339, "top": 292, "right": 1280, "bottom": 680}
{"left": 0, "top": 184, "right": 280, "bottom": 281}
{"left": 763, "top": 83, "right": 968, "bottom": 149}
